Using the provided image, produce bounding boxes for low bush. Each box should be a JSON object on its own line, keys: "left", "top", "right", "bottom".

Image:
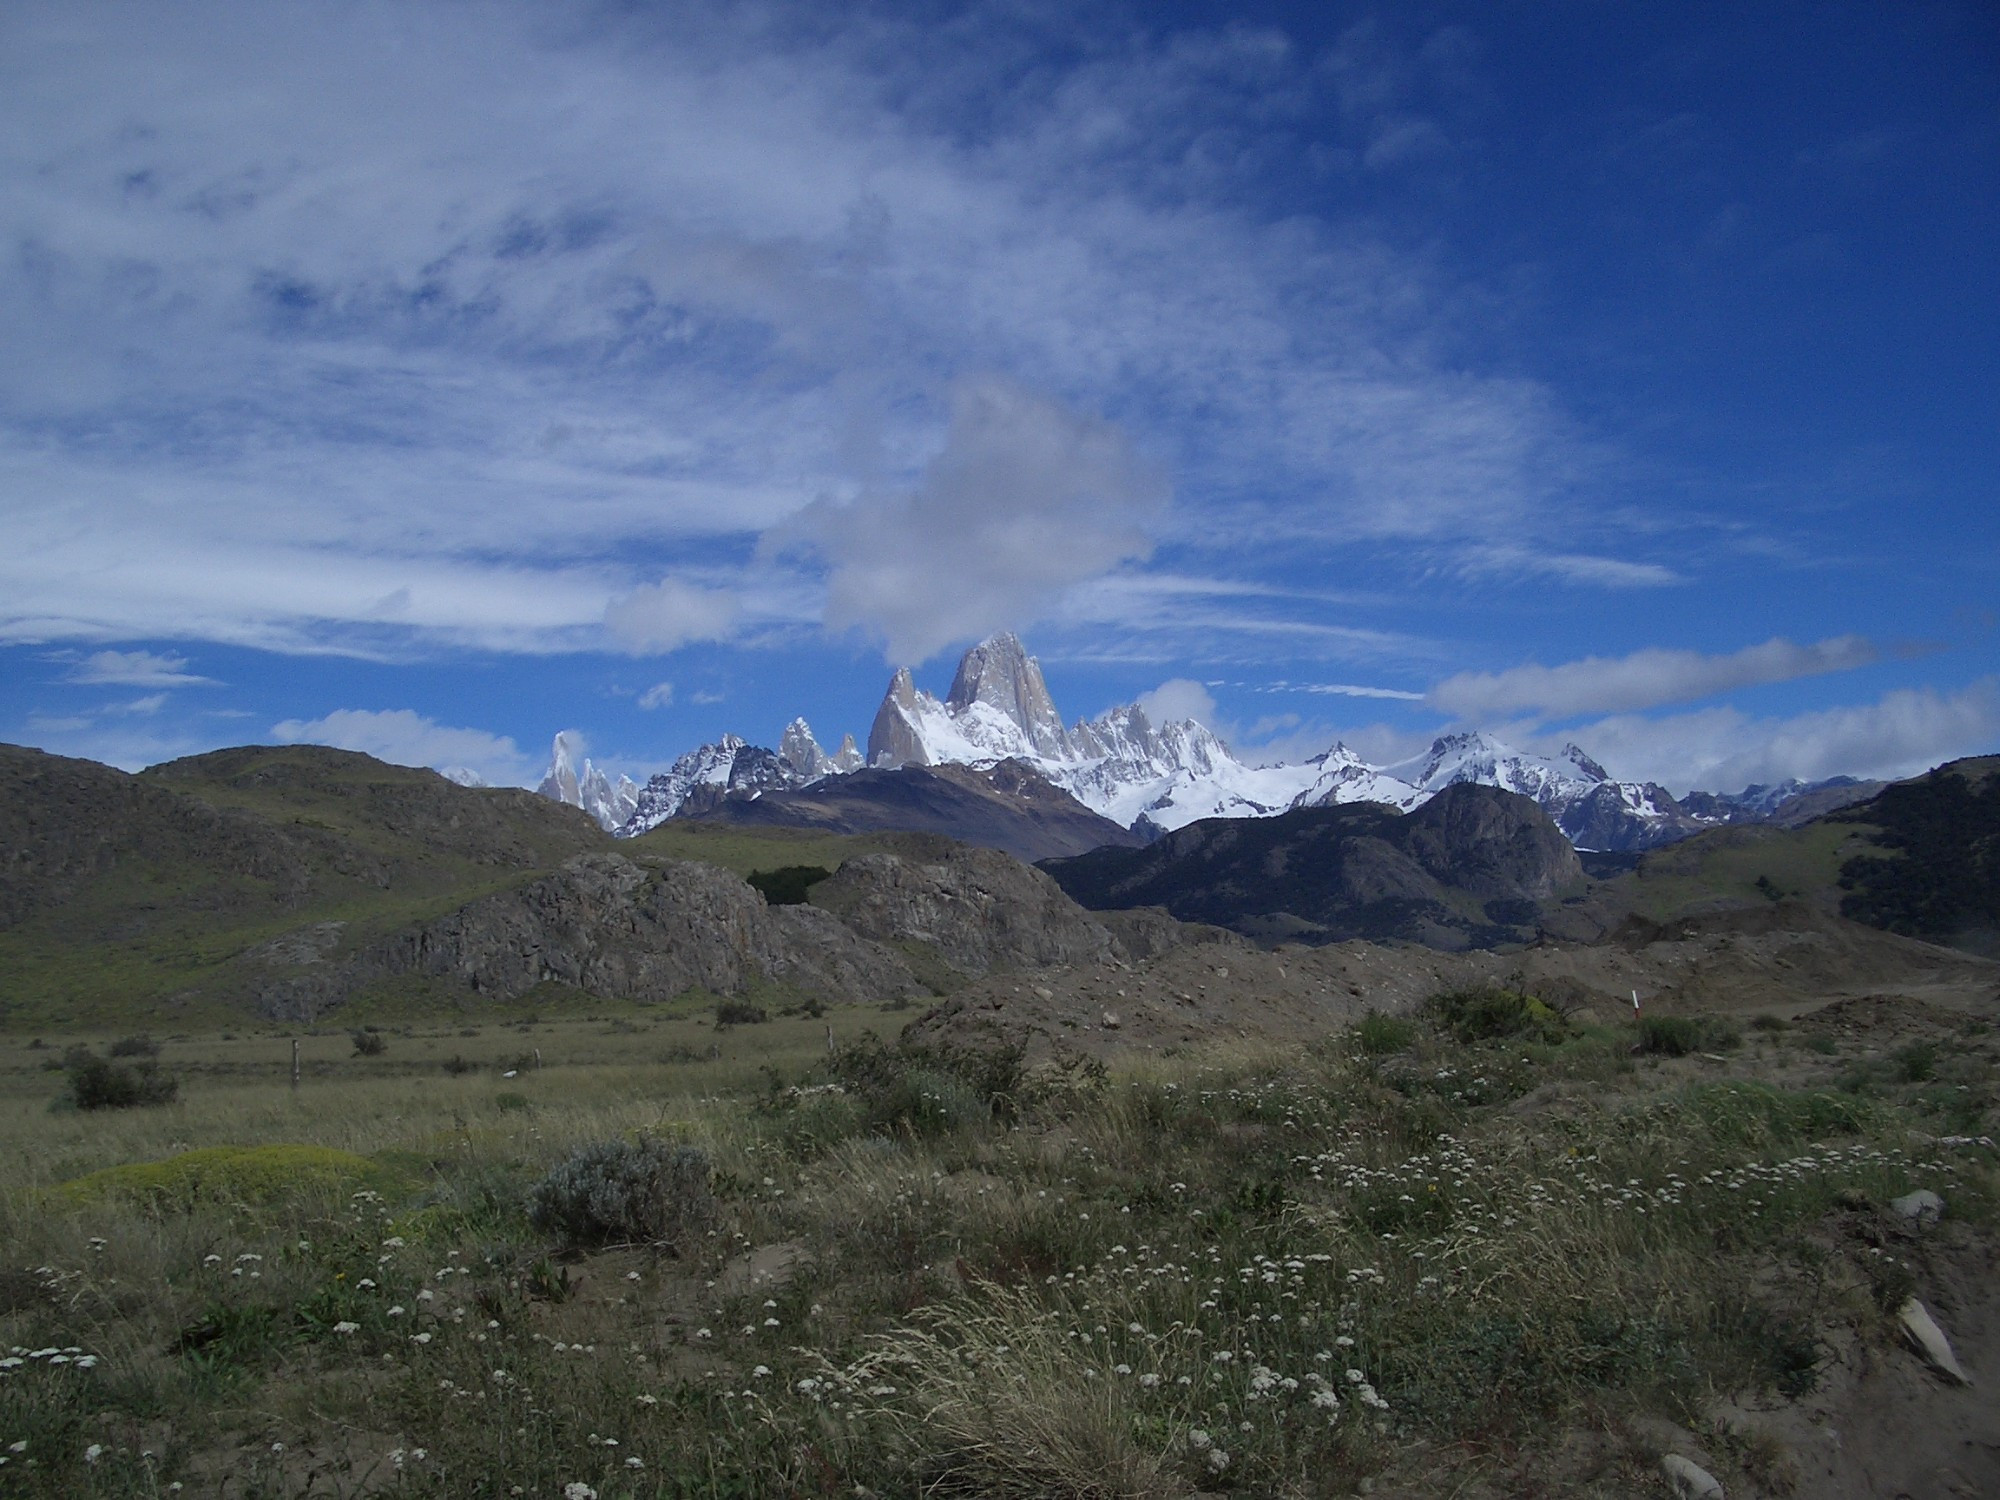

{"left": 526, "top": 1138, "right": 716, "bottom": 1249}
{"left": 350, "top": 1028, "right": 388, "bottom": 1057}
{"left": 61, "top": 1048, "right": 178, "bottom": 1110}
{"left": 106, "top": 1034, "right": 160, "bottom": 1058}
{"left": 439, "top": 1054, "right": 477, "bottom": 1075}
{"left": 1355, "top": 1009, "right": 1419, "bottom": 1055}
{"left": 715, "top": 999, "right": 769, "bottom": 1027}
{"left": 1427, "top": 986, "right": 1569, "bottom": 1045}
{"left": 1639, "top": 1013, "right": 1742, "bottom": 1057}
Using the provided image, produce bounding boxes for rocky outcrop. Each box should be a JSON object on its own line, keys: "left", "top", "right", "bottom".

{"left": 255, "top": 853, "right": 922, "bottom": 1018}
{"left": 807, "top": 837, "right": 1118, "bottom": 978}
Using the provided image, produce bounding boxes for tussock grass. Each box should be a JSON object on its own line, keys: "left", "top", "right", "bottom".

{"left": 0, "top": 999, "right": 1993, "bottom": 1496}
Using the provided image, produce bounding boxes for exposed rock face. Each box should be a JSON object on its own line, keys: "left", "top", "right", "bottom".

{"left": 808, "top": 837, "right": 1119, "bottom": 978}
{"left": 944, "top": 632, "right": 1070, "bottom": 758}
{"left": 866, "top": 667, "right": 934, "bottom": 768}
{"left": 261, "top": 854, "right": 922, "bottom": 1018}
{"left": 537, "top": 732, "right": 640, "bottom": 832}
{"left": 779, "top": 718, "right": 862, "bottom": 778}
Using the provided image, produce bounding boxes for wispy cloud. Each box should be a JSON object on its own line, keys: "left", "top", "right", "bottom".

{"left": 1430, "top": 636, "right": 1881, "bottom": 720}
{"left": 0, "top": 1, "right": 1634, "bottom": 663}
{"left": 1457, "top": 546, "right": 1681, "bottom": 589}
{"left": 67, "top": 649, "right": 218, "bottom": 687}
{"left": 1282, "top": 681, "right": 1426, "bottom": 701}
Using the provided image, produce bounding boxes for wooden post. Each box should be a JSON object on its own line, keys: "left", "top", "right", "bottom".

{"left": 534, "top": 1047, "right": 542, "bottom": 1071}
{"left": 826, "top": 1024, "right": 835, "bottom": 1055}
{"left": 291, "top": 1038, "right": 301, "bottom": 1090}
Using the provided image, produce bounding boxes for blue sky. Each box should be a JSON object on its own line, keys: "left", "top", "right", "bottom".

{"left": 2, "top": 0, "right": 1995, "bottom": 795}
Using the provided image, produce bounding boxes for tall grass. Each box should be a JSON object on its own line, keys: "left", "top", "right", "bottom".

{"left": 0, "top": 1002, "right": 1992, "bottom": 1496}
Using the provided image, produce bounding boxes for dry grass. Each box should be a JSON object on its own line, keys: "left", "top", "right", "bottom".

{"left": 0, "top": 1001, "right": 1992, "bottom": 1497}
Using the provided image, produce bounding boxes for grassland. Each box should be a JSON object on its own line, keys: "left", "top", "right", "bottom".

{"left": 1, "top": 985, "right": 1994, "bottom": 1499}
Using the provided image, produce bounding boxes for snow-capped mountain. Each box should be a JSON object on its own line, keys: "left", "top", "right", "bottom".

{"left": 616, "top": 719, "right": 859, "bottom": 836}
{"left": 864, "top": 633, "right": 1287, "bottom": 831}
{"left": 536, "top": 732, "right": 639, "bottom": 833}
{"left": 534, "top": 633, "right": 1865, "bottom": 852}
{"left": 858, "top": 638, "right": 1710, "bottom": 847}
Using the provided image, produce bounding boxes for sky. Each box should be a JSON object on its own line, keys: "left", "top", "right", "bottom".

{"left": 2, "top": 0, "right": 1996, "bottom": 797}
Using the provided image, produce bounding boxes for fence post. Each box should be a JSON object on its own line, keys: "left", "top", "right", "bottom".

{"left": 291, "top": 1038, "right": 301, "bottom": 1090}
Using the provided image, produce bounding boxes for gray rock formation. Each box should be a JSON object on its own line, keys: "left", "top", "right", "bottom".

{"left": 944, "top": 632, "right": 1070, "bottom": 758}
{"left": 258, "top": 853, "right": 922, "bottom": 1017}
{"left": 867, "top": 667, "right": 934, "bottom": 768}
{"left": 808, "top": 837, "right": 1118, "bottom": 979}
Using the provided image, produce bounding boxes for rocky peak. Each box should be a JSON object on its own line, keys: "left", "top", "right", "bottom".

{"left": 536, "top": 732, "right": 640, "bottom": 833}
{"left": 779, "top": 718, "right": 831, "bottom": 778}
{"left": 944, "top": 633, "right": 1070, "bottom": 757}
{"left": 867, "top": 667, "right": 938, "bottom": 768}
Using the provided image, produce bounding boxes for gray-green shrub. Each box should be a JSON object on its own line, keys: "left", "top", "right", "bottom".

{"left": 527, "top": 1138, "right": 716, "bottom": 1249}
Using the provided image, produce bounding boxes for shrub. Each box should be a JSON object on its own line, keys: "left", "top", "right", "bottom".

{"left": 715, "top": 999, "right": 769, "bottom": 1027}
{"left": 440, "top": 1054, "right": 477, "bottom": 1075}
{"left": 1427, "top": 986, "right": 1568, "bottom": 1045}
{"left": 824, "top": 1032, "right": 1027, "bottom": 1133}
{"left": 1892, "top": 1041, "right": 1937, "bottom": 1082}
{"left": 350, "top": 1028, "right": 388, "bottom": 1057}
{"left": 107, "top": 1034, "right": 160, "bottom": 1058}
{"left": 62, "top": 1048, "right": 178, "bottom": 1110}
{"left": 1354, "top": 1009, "right": 1419, "bottom": 1055}
{"left": 527, "top": 1138, "right": 716, "bottom": 1249}
{"left": 1639, "top": 1013, "right": 1742, "bottom": 1057}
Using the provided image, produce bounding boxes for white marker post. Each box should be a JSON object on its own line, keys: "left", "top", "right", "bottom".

{"left": 1632, "top": 989, "right": 1642, "bottom": 1020}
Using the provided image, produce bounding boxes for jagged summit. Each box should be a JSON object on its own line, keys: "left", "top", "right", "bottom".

{"left": 944, "top": 633, "right": 1069, "bottom": 758}
{"left": 780, "top": 717, "right": 863, "bottom": 780}
{"left": 536, "top": 732, "right": 639, "bottom": 833}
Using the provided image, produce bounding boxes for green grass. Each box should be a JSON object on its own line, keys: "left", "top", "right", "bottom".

{"left": 0, "top": 1002, "right": 1992, "bottom": 1498}
{"left": 1617, "top": 819, "right": 1870, "bottom": 921}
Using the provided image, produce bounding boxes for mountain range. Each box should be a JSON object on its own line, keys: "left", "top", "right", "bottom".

{"left": 539, "top": 632, "right": 1881, "bottom": 853}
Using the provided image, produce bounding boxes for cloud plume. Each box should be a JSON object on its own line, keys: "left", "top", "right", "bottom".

{"left": 783, "top": 378, "right": 1168, "bottom": 662}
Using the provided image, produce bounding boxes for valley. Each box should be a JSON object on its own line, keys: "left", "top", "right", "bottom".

{"left": 0, "top": 736, "right": 1995, "bottom": 1498}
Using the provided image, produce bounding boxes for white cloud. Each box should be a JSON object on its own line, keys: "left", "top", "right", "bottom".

{"left": 604, "top": 580, "right": 741, "bottom": 655}
{"left": 68, "top": 649, "right": 217, "bottom": 687}
{"left": 269, "top": 708, "right": 534, "bottom": 786}
{"left": 1291, "top": 681, "right": 1425, "bottom": 700}
{"left": 780, "top": 377, "right": 1167, "bottom": 662}
{"left": 1134, "top": 678, "right": 1218, "bottom": 728}
{"left": 1458, "top": 547, "right": 1681, "bottom": 589}
{"left": 636, "top": 681, "right": 675, "bottom": 710}
{"left": 0, "top": 2, "right": 1627, "bottom": 660}
{"left": 1557, "top": 678, "right": 2000, "bottom": 794}
{"left": 1430, "top": 635, "right": 1881, "bottom": 720}
{"left": 110, "top": 693, "right": 168, "bottom": 715}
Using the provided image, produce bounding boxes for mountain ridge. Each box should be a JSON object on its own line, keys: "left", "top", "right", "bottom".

{"left": 551, "top": 633, "right": 1881, "bottom": 853}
